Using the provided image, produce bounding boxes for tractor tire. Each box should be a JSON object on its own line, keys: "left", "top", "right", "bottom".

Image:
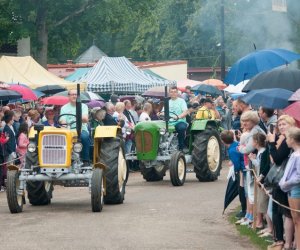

{"left": 169, "top": 151, "right": 186, "bottom": 186}
{"left": 100, "top": 137, "right": 128, "bottom": 204}
{"left": 192, "top": 129, "right": 222, "bottom": 182}
{"left": 140, "top": 161, "right": 167, "bottom": 182}
{"left": 91, "top": 168, "right": 104, "bottom": 212}
{"left": 27, "top": 181, "right": 53, "bottom": 206}
{"left": 6, "top": 170, "right": 24, "bottom": 213}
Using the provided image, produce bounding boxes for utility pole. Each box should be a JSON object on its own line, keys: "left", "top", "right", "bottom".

{"left": 220, "top": 0, "right": 225, "bottom": 81}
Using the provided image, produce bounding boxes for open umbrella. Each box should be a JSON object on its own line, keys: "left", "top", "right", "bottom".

{"left": 36, "top": 85, "right": 66, "bottom": 95}
{"left": 84, "top": 91, "right": 105, "bottom": 101}
{"left": 191, "top": 84, "right": 223, "bottom": 96}
{"left": 224, "top": 48, "right": 300, "bottom": 85}
{"left": 289, "top": 88, "right": 300, "bottom": 101}
{"left": 8, "top": 84, "right": 37, "bottom": 101}
{"left": 241, "top": 88, "right": 293, "bottom": 109}
{"left": 283, "top": 101, "right": 300, "bottom": 122}
{"left": 203, "top": 79, "right": 227, "bottom": 90}
{"left": 224, "top": 80, "right": 249, "bottom": 93}
{"left": 87, "top": 100, "right": 106, "bottom": 109}
{"left": 142, "top": 86, "right": 169, "bottom": 98}
{"left": 0, "top": 90, "right": 22, "bottom": 101}
{"left": 41, "top": 96, "right": 69, "bottom": 106}
{"left": 33, "top": 90, "right": 46, "bottom": 98}
{"left": 242, "top": 67, "right": 300, "bottom": 92}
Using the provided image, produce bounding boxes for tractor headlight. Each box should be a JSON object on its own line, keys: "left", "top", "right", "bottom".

{"left": 27, "top": 143, "right": 37, "bottom": 153}
{"left": 159, "top": 128, "right": 166, "bottom": 135}
{"left": 125, "top": 128, "right": 132, "bottom": 135}
{"left": 73, "top": 142, "right": 83, "bottom": 153}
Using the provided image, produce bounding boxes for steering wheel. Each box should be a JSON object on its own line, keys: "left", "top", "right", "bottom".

{"left": 57, "top": 114, "right": 77, "bottom": 128}
{"left": 159, "top": 111, "right": 179, "bottom": 122}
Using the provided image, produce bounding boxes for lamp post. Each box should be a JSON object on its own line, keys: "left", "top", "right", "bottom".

{"left": 220, "top": 0, "right": 225, "bottom": 81}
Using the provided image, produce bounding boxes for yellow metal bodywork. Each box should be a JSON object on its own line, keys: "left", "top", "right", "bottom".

{"left": 94, "top": 126, "right": 120, "bottom": 138}
{"left": 30, "top": 126, "right": 77, "bottom": 168}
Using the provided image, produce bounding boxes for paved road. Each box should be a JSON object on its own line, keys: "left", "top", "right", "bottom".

{"left": 0, "top": 167, "right": 256, "bottom": 250}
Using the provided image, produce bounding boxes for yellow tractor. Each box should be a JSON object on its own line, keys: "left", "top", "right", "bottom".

{"left": 6, "top": 85, "right": 128, "bottom": 213}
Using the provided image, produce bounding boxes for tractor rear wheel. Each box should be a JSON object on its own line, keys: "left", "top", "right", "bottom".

{"left": 99, "top": 137, "right": 128, "bottom": 204}
{"left": 140, "top": 161, "right": 167, "bottom": 182}
{"left": 192, "top": 129, "right": 222, "bottom": 181}
{"left": 27, "top": 181, "right": 53, "bottom": 206}
{"left": 169, "top": 151, "right": 186, "bottom": 186}
{"left": 6, "top": 170, "right": 24, "bottom": 213}
{"left": 91, "top": 168, "right": 104, "bottom": 212}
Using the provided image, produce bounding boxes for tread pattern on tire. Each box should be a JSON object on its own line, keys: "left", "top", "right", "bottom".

{"left": 169, "top": 151, "right": 186, "bottom": 186}
{"left": 140, "top": 161, "right": 167, "bottom": 182}
{"left": 91, "top": 168, "right": 103, "bottom": 212}
{"left": 192, "top": 129, "right": 222, "bottom": 182}
{"left": 27, "top": 181, "right": 53, "bottom": 206}
{"left": 100, "top": 137, "right": 127, "bottom": 204}
{"left": 6, "top": 171, "right": 23, "bottom": 213}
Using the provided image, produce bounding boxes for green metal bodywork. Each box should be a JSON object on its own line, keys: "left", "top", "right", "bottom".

{"left": 134, "top": 119, "right": 220, "bottom": 160}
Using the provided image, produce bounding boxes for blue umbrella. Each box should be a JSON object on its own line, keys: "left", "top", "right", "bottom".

{"left": 224, "top": 48, "right": 300, "bottom": 85}
{"left": 191, "top": 84, "right": 223, "bottom": 96}
{"left": 241, "top": 88, "right": 293, "bottom": 109}
{"left": 33, "top": 90, "right": 46, "bottom": 98}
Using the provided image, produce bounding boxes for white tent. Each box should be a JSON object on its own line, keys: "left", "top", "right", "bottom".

{"left": 78, "top": 57, "right": 174, "bottom": 94}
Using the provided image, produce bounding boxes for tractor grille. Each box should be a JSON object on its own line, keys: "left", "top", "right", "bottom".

{"left": 135, "top": 131, "right": 152, "bottom": 153}
{"left": 41, "top": 134, "right": 67, "bottom": 165}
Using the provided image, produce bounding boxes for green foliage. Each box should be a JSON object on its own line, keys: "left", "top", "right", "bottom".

{"left": 0, "top": 0, "right": 299, "bottom": 67}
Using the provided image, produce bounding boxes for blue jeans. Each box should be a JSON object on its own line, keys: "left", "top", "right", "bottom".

{"left": 175, "top": 122, "right": 187, "bottom": 150}
{"left": 125, "top": 139, "right": 133, "bottom": 154}
{"left": 80, "top": 130, "right": 91, "bottom": 161}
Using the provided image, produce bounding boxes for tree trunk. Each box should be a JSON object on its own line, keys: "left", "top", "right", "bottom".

{"left": 36, "top": 2, "right": 48, "bottom": 68}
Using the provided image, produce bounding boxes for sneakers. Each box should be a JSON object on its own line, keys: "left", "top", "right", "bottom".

{"left": 240, "top": 219, "right": 253, "bottom": 226}
{"left": 235, "top": 210, "right": 246, "bottom": 219}
{"left": 235, "top": 217, "right": 247, "bottom": 225}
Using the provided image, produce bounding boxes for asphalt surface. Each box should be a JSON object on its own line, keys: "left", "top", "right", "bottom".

{"left": 0, "top": 166, "right": 257, "bottom": 250}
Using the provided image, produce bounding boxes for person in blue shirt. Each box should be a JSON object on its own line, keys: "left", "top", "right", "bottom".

{"left": 221, "top": 130, "right": 246, "bottom": 218}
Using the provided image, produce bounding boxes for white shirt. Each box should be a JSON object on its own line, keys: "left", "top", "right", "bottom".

{"left": 139, "top": 112, "right": 151, "bottom": 122}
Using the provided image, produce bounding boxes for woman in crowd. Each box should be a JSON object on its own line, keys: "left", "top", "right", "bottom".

{"left": 27, "top": 109, "right": 41, "bottom": 128}
{"left": 16, "top": 122, "right": 29, "bottom": 166}
{"left": 237, "top": 111, "right": 266, "bottom": 226}
{"left": 3, "top": 111, "right": 17, "bottom": 164}
{"left": 43, "top": 109, "right": 59, "bottom": 127}
{"left": 279, "top": 127, "right": 300, "bottom": 250}
{"left": 139, "top": 102, "right": 152, "bottom": 122}
{"left": 267, "top": 115, "right": 296, "bottom": 250}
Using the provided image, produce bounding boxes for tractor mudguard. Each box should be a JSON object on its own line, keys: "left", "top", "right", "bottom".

{"left": 191, "top": 119, "right": 219, "bottom": 131}
{"left": 94, "top": 126, "right": 120, "bottom": 138}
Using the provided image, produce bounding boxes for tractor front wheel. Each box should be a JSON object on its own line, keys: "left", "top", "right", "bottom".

{"left": 27, "top": 181, "right": 53, "bottom": 206}
{"left": 91, "top": 168, "right": 104, "bottom": 212}
{"left": 192, "top": 129, "right": 222, "bottom": 182}
{"left": 140, "top": 161, "right": 167, "bottom": 182}
{"left": 169, "top": 151, "right": 186, "bottom": 186}
{"left": 6, "top": 170, "right": 24, "bottom": 213}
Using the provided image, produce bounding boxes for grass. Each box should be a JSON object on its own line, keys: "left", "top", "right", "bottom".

{"left": 228, "top": 208, "right": 271, "bottom": 250}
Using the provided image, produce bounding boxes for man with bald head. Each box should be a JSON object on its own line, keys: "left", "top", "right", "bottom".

{"left": 103, "top": 102, "right": 118, "bottom": 126}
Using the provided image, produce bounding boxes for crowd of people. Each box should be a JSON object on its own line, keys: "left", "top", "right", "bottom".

{"left": 0, "top": 86, "right": 299, "bottom": 250}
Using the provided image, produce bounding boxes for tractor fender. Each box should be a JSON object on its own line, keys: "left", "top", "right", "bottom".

{"left": 94, "top": 126, "right": 121, "bottom": 138}
{"left": 93, "top": 162, "right": 107, "bottom": 171}
{"left": 191, "top": 119, "right": 218, "bottom": 131}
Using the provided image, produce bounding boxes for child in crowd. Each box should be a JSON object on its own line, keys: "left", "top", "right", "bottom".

{"left": 248, "top": 133, "right": 272, "bottom": 235}
{"left": 280, "top": 127, "right": 300, "bottom": 250}
{"left": 221, "top": 130, "right": 246, "bottom": 218}
{"left": 16, "top": 123, "right": 29, "bottom": 166}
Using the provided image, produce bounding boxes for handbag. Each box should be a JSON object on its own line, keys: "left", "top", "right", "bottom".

{"left": 264, "top": 158, "right": 288, "bottom": 188}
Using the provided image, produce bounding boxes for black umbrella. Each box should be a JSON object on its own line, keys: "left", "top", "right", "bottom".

{"left": 35, "top": 85, "right": 66, "bottom": 95}
{"left": 243, "top": 67, "right": 300, "bottom": 92}
{"left": 0, "top": 90, "right": 22, "bottom": 101}
{"left": 223, "top": 176, "right": 239, "bottom": 214}
{"left": 191, "top": 84, "right": 223, "bottom": 96}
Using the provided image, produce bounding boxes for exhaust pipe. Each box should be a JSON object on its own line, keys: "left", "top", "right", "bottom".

{"left": 76, "top": 84, "right": 82, "bottom": 141}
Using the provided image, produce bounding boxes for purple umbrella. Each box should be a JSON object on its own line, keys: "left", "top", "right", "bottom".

{"left": 87, "top": 100, "right": 106, "bottom": 108}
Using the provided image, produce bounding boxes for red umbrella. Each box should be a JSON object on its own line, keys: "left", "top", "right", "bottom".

{"left": 8, "top": 84, "right": 38, "bottom": 101}
{"left": 41, "top": 96, "right": 69, "bottom": 106}
{"left": 283, "top": 101, "right": 300, "bottom": 122}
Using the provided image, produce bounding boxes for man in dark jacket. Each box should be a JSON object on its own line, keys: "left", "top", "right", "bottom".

{"left": 3, "top": 110, "right": 17, "bottom": 164}
{"left": 102, "top": 102, "right": 118, "bottom": 126}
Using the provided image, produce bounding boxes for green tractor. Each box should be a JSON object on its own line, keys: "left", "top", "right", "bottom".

{"left": 126, "top": 87, "right": 222, "bottom": 186}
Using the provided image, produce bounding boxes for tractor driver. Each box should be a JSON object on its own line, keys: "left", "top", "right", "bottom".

{"left": 59, "top": 89, "right": 91, "bottom": 165}
{"left": 163, "top": 86, "right": 188, "bottom": 151}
